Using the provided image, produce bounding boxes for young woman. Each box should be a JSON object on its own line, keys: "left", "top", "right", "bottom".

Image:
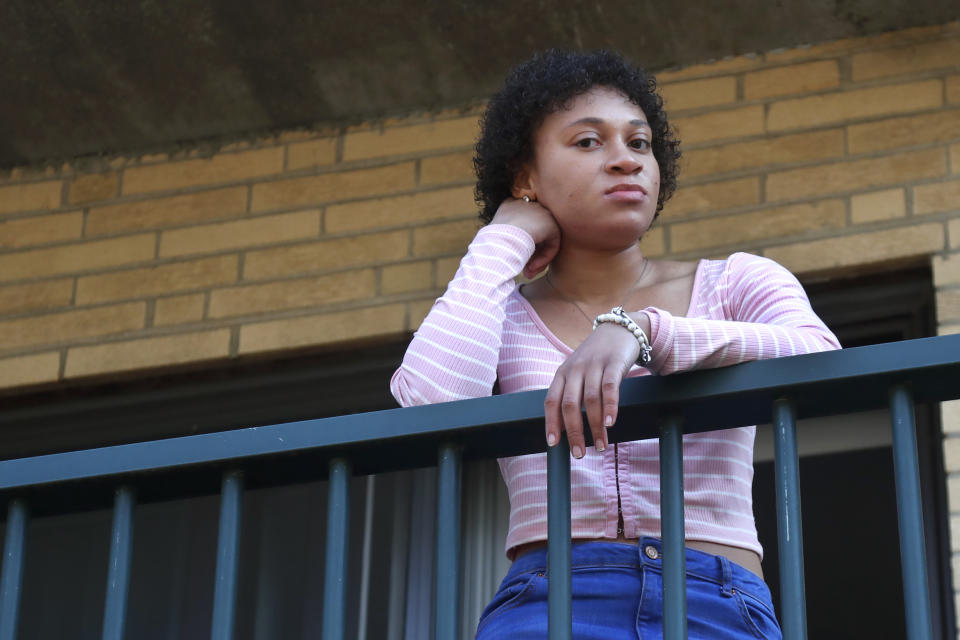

{"left": 390, "top": 50, "right": 839, "bottom": 639}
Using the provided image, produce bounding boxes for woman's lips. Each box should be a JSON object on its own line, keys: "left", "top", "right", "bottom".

{"left": 604, "top": 184, "right": 648, "bottom": 201}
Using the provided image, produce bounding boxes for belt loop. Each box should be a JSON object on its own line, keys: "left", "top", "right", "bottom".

{"left": 718, "top": 554, "right": 734, "bottom": 596}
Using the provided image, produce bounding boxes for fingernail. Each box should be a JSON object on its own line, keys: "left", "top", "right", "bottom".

{"left": 547, "top": 433, "right": 557, "bottom": 446}
{"left": 572, "top": 445, "right": 584, "bottom": 459}
{"left": 604, "top": 415, "right": 613, "bottom": 427}
{"left": 596, "top": 440, "right": 606, "bottom": 452}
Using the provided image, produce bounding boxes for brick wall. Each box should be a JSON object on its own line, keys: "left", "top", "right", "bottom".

{"left": 2, "top": 20, "right": 960, "bottom": 629}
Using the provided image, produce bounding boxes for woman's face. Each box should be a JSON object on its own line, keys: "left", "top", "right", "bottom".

{"left": 521, "top": 86, "right": 661, "bottom": 250}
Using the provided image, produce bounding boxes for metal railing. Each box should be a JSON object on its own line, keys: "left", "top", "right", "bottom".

{"left": 2, "top": 334, "right": 959, "bottom": 640}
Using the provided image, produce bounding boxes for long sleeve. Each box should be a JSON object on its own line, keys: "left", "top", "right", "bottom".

{"left": 644, "top": 252, "right": 840, "bottom": 375}
{"left": 390, "top": 224, "right": 535, "bottom": 407}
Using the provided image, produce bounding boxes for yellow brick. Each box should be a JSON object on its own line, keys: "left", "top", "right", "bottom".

{"left": 381, "top": 261, "right": 433, "bottom": 294}
{"left": 420, "top": 152, "right": 474, "bottom": 186}
{"left": 123, "top": 148, "right": 284, "bottom": 195}
{"left": 0, "top": 279, "right": 73, "bottom": 314}
{"left": 244, "top": 229, "right": 409, "bottom": 280}
{"left": 154, "top": 293, "right": 205, "bottom": 326}
{"left": 852, "top": 39, "right": 960, "bottom": 82}
{"left": 948, "top": 76, "right": 960, "bottom": 105}
{"left": 435, "top": 256, "right": 462, "bottom": 285}
{"left": 939, "top": 289, "right": 960, "bottom": 323}
{"left": 238, "top": 303, "right": 406, "bottom": 353}
{"left": 642, "top": 225, "right": 666, "bottom": 257}
{"left": 65, "top": 329, "right": 230, "bottom": 378}
{"left": 660, "top": 77, "right": 737, "bottom": 111}
{"left": 0, "top": 212, "right": 82, "bottom": 249}
{"left": 0, "top": 302, "right": 145, "bottom": 352}
{"left": 766, "top": 149, "right": 946, "bottom": 202}
{"left": 326, "top": 186, "right": 475, "bottom": 234}
{"left": 76, "top": 255, "right": 238, "bottom": 304}
{"left": 945, "top": 400, "right": 960, "bottom": 434}
{"left": 953, "top": 144, "right": 960, "bottom": 174}
{"left": 670, "top": 200, "right": 845, "bottom": 253}
{"left": 656, "top": 55, "right": 761, "bottom": 83}
{"left": 767, "top": 80, "right": 942, "bottom": 132}
{"left": 934, "top": 253, "right": 960, "bottom": 287}
{"left": 847, "top": 109, "right": 960, "bottom": 155}
{"left": 251, "top": 163, "right": 415, "bottom": 212}
{"left": 665, "top": 177, "right": 759, "bottom": 217}
{"left": 0, "top": 352, "right": 60, "bottom": 388}
{"left": 209, "top": 269, "right": 375, "bottom": 318}
{"left": 949, "top": 474, "right": 960, "bottom": 513}
{"left": 743, "top": 61, "right": 840, "bottom": 100}
{"left": 766, "top": 223, "right": 944, "bottom": 274}
{"left": 412, "top": 219, "right": 479, "bottom": 257}
{"left": 274, "top": 130, "right": 329, "bottom": 144}
{"left": 287, "top": 137, "right": 338, "bottom": 171}
{"left": 683, "top": 129, "right": 844, "bottom": 179}
{"left": 939, "top": 322, "right": 960, "bottom": 336}
{"left": 408, "top": 298, "right": 436, "bottom": 329}
{"left": 86, "top": 187, "right": 248, "bottom": 236}
{"left": 915, "top": 180, "right": 960, "bottom": 215}
{"left": 344, "top": 117, "right": 479, "bottom": 162}
{"left": 953, "top": 219, "right": 960, "bottom": 249}
{"left": 0, "top": 234, "right": 155, "bottom": 283}
{"left": 68, "top": 173, "right": 118, "bottom": 205}
{"left": 3, "top": 165, "right": 59, "bottom": 185}
{"left": 851, "top": 189, "right": 906, "bottom": 224}
{"left": 673, "top": 106, "right": 765, "bottom": 145}
{"left": 159, "top": 210, "right": 319, "bottom": 258}
{"left": 0, "top": 181, "right": 62, "bottom": 215}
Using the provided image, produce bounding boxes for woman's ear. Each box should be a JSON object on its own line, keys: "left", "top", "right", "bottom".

{"left": 511, "top": 165, "right": 537, "bottom": 201}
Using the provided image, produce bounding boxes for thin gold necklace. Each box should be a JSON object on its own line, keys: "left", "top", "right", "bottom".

{"left": 545, "top": 257, "right": 650, "bottom": 326}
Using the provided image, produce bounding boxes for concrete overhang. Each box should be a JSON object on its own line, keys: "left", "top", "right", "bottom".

{"left": 2, "top": 0, "right": 958, "bottom": 168}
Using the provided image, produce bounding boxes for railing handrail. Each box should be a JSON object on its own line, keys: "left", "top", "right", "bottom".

{"left": 2, "top": 333, "right": 960, "bottom": 503}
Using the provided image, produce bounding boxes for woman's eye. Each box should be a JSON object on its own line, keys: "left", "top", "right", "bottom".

{"left": 630, "top": 139, "right": 651, "bottom": 151}
{"left": 575, "top": 138, "right": 600, "bottom": 148}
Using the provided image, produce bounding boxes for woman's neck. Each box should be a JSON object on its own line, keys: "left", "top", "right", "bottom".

{"left": 546, "top": 244, "right": 650, "bottom": 307}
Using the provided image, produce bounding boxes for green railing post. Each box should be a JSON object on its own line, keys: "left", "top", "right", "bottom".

{"left": 660, "top": 415, "right": 687, "bottom": 640}
{"left": 0, "top": 499, "right": 27, "bottom": 640}
{"left": 435, "top": 444, "right": 462, "bottom": 640}
{"left": 773, "top": 398, "right": 807, "bottom": 640}
{"left": 102, "top": 486, "right": 135, "bottom": 640}
{"left": 889, "top": 385, "right": 933, "bottom": 640}
{"left": 547, "top": 439, "right": 572, "bottom": 640}
{"left": 322, "top": 458, "right": 351, "bottom": 640}
{"left": 211, "top": 470, "right": 243, "bottom": 640}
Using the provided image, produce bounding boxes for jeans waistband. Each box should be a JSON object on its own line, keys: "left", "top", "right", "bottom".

{"left": 507, "top": 537, "right": 771, "bottom": 601}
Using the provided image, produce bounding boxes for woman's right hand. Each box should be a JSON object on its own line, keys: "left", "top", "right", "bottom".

{"left": 490, "top": 198, "right": 561, "bottom": 279}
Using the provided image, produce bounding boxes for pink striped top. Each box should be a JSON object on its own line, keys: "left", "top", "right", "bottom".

{"left": 390, "top": 224, "right": 840, "bottom": 558}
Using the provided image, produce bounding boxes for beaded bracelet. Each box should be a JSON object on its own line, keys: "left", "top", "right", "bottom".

{"left": 592, "top": 306, "right": 653, "bottom": 366}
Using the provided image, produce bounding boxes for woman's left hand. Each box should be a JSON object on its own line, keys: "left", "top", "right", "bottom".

{"left": 544, "top": 313, "right": 650, "bottom": 458}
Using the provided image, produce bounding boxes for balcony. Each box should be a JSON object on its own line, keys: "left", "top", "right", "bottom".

{"left": 1, "top": 334, "right": 959, "bottom": 639}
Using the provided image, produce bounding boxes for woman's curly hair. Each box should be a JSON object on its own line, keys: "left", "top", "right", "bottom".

{"left": 474, "top": 49, "right": 681, "bottom": 224}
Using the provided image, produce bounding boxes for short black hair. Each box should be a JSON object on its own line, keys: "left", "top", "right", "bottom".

{"left": 474, "top": 49, "right": 681, "bottom": 224}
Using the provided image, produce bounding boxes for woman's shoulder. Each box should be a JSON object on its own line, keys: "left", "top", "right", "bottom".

{"left": 685, "top": 252, "right": 799, "bottom": 305}
{"left": 698, "top": 252, "right": 793, "bottom": 280}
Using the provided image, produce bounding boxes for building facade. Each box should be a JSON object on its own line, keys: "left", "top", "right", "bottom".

{"left": 1, "top": 21, "right": 960, "bottom": 639}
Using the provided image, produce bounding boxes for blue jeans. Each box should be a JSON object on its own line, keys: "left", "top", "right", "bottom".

{"left": 476, "top": 538, "right": 782, "bottom": 639}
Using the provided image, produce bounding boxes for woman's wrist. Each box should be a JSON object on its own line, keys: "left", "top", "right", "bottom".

{"left": 627, "top": 311, "right": 651, "bottom": 338}
{"left": 593, "top": 308, "right": 653, "bottom": 366}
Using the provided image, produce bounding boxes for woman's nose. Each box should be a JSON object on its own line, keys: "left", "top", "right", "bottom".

{"left": 605, "top": 143, "right": 642, "bottom": 174}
